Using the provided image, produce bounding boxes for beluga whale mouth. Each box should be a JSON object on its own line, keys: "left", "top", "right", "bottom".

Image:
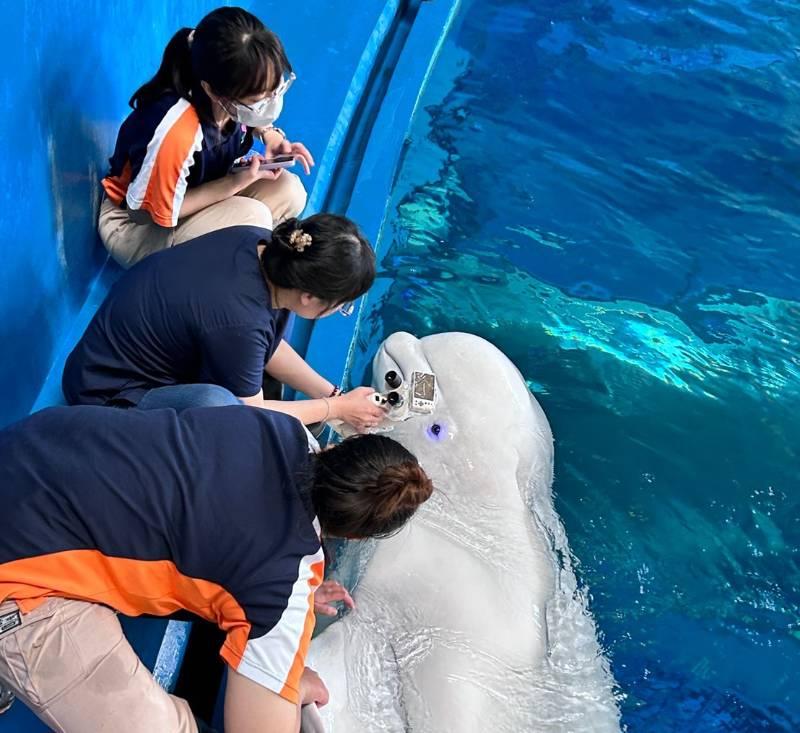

{"left": 304, "top": 331, "right": 620, "bottom": 733}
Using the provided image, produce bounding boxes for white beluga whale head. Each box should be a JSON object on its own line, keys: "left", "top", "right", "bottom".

{"left": 305, "top": 332, "right": 620, "bottom": 733}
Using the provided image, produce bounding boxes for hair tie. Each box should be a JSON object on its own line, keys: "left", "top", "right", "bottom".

{"left": 289, "top": 229, "right": 313, "bottom": 252}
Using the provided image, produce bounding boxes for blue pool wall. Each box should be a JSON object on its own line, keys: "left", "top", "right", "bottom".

{"left": 0, "top": 0, "right": 444, "bottom": 427}
{"left": 0, "top": 0, "right": 460, "bottom": 730}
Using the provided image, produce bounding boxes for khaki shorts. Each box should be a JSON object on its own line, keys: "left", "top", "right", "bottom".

{"left": 100, "top": 171, "right": 307, "bottom": 268}
{"left": 0, "top": 598, "right": 197, "bottom": 733}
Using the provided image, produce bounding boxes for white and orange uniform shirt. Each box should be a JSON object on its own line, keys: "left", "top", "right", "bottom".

{"left": 103, "top": 93, "right": 253, "bottom": 227}
{"left": 0, "top": 405, "right": 323, "bottom": 704}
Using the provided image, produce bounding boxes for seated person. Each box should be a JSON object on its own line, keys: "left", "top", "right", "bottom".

{"left": 101, "top": 6, "right": 312, "bottom": 268}
{"left": 62, "top": 214, "right": 386, "bottom": 432}
{"left": 0, "top": 403, "right": 433, "bottom": 733}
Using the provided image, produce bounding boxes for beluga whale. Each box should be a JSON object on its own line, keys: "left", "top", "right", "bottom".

{"left": 304, "top": 331, "right": 620, "bottom": 733}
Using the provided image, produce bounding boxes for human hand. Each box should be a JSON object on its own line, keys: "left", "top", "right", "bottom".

{"left": 231, "top": 154, "right": 283, "bottom": 186}
{"left": 331, "top": 387, "right": 387, "bottom": 432}
{"left": 300, "top": 667, "right": 329, "bottom": 707}
{"left": 285, "top": 140, "right": 314, "bottom": 175}
{"left": 314, "top": 580, "right": 355, "bottom": 617}
{"left": 262, "top": 133, "right": 314, "bottom": 175}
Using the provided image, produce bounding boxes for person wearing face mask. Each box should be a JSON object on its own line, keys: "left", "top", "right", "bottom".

{"left": 99, "top": 6, "right": 313, "bottom": 268}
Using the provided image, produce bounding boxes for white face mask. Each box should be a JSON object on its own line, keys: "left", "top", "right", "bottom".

{"left": 229, "top": 94, "right": 284, "bottom": 128}
{"left": 222, "top": 72, "right": 295, "bottom": 128}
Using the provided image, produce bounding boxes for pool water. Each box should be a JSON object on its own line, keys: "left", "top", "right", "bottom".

{"left": 349, "top": 0, "right": 800, "bottom": 730}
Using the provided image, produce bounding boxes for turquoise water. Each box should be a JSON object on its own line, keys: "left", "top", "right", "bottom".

{"left": 350, "top": 0, "right": 800, "bottom": 730}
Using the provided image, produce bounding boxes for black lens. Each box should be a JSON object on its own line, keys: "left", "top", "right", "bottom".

{"left": 386, "top": 391, "right": 403, "bottom": 407}
{"left": 384, "top": 370, "right": 402, "bottom": 389}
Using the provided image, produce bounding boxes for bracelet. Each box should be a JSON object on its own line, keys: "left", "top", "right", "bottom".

{"left": 328, "top": 385, "right": 342, "bottom": 398}
{"left": 320, "top": 396, "right": 331, "bottom": 423}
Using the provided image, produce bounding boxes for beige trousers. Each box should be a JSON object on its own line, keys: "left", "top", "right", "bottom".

{"left": 100, "top": 171, "right": 307, "bottom": 268}
{"left": 0, "top": 598, "right": 197, "bottom": 733}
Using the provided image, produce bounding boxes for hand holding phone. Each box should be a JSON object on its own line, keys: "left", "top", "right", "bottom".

{"left": 231, "top": 154, "right": 296, "bottom": 173}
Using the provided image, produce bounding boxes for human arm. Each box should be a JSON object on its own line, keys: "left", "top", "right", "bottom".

{"left": 264, "top": 341, "right": 387, "bottom": 429}
{"left": 257, "top": 127, "right": 315, "bottom": 175}
{"left": 224, "top": 667, "right": 328, "bottom": 733}
{"left": 199, "top": 327, "right": 384, "bottom": 429}
{"left": 225, "top": 669, "right": 298, "bottom": 733}
{"left": 223, "top": 536, "right": 328, "bottom": 733}
{"left": 238, "top": 386, "right": 386, "bottom": 431}
{"left": 178, "top": 156, "right": 281, "bottom": 219}
{"left": 265, "top": 340, "right": 336, "bottom": 399}
{"left": 198, "top": 325, "right": 352, "bottom": 426}
{"left": 125, "top": 110, "right": 283, "bottom": 226}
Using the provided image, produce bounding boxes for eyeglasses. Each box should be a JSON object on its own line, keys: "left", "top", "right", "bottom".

{"left": 236, "top": 72, "right": 296, "bottom": 111}
{"left": 270, "top": 72, "right": 296, "bottom": 99}
{"left": 338, "top": 301, "right": 355, "bottom": 317}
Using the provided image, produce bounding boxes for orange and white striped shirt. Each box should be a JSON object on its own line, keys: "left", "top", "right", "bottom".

{"left": 0, "top": 405, "right": 322, "bottom": 703}
{"left": 103, "top": 93, "right": 252, "bottom": 227}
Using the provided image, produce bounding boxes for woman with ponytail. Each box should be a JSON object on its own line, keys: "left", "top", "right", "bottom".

{"left": 63, "top": 215, "right": 386, "bottom": 431}
{"left": 0, "top": 402, "right": 433, "bottom": 732}
{"left": 100, "top": 6, "right": 313, "bottom": 268}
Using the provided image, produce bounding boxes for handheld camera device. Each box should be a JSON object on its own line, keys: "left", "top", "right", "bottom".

{"left": 328, "top": 369, "right": 438, "bottom": 439}
{"left": 370, "top": 369, "right": 437, "bottom": 421}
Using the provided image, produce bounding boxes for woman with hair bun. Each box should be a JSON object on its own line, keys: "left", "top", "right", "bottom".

{"left": 0, "top": 402, "right": 433, "bottom": 732}
{"left": 63, "top": 215, "right": 386, "bottom": 431}
{"left": 101, "top": 6, "right": 314, "bottom": 268}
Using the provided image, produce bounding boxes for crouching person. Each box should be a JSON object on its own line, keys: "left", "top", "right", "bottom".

{"left": 62, "top": 214, "right": 387, "bottom": 433}
{"left": 0, "top": 404, "right": 433, "bottom": 732}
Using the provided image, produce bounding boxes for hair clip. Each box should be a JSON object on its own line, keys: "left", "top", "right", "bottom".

{"left": 289, "top": 229, "right": 313, "bottom": 252}
{"left": 187, "top": 29, "right": 195, "bottom": 45}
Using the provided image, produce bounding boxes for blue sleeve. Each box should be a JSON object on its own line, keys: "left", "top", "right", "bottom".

{"left": 198, "top": 325, "right": 270, "bottom": 398}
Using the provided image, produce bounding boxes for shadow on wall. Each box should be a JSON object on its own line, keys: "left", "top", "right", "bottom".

{"left": 0, "top": 19, "right": 111, "bottom": 427}
{"left": 0, "top": 0, "right": 377, "bottom": 427}
{"left": 38, "top": 29, "right": 109, "bottom": 304}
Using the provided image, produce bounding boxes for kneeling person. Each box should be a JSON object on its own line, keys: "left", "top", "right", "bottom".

{"left": 63, "top": 214, "right": 386, "bottom": 432}
{"left": 0, "top": 404, "right": 433, "bottom": 733}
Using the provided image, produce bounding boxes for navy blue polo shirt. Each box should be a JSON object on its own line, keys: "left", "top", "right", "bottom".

{"left": 0, "top": 404, "right": 323, "bottom": 704}
{"left": 62, "top": 225, "right": 290, "bottom": 406}
{"left": 102, "top": 93, "right": 253, "bottom": 227}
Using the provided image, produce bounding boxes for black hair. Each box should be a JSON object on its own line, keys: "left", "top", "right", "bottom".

{"left": 311, "top": 435, "right": 434, "bottom": 539}
{"left": 129, "top": 7, "right": 292, "bottom": 124}
{"left": 262, "top": 214, "right": 376, "bottom": 309}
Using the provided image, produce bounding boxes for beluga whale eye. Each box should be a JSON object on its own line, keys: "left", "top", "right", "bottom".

{"left": 426, "top": 422, "right": 447, "bottom": 442}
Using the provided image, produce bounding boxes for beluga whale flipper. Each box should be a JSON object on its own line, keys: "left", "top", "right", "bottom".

{"left": 306, "top": 332, "right": 620, "bottom": 733}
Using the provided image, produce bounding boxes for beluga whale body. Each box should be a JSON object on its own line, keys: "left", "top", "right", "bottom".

{"left": 305, "top": 331, "right": 620, "bottom": 733}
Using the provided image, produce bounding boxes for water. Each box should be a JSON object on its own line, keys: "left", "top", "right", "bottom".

{"left": 349, "top": 1, "right": 800, "bottom": 730}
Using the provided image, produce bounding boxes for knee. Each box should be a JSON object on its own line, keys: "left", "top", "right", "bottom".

{"left": 226, "top": 196, "right": 273, "bottom": 230}
{"left": 248, "top": 173, "right": 307, "bottom": 224}
{"left": 280, "top": 172, "right": 308, "bottom": 221}
{"left": 192, "top": 384, "right": 241, "bottom": 407}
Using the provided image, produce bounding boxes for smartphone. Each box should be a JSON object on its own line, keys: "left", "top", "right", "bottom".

{"left": 410, "top": 371, "right": 436, "bottom": 413}
{"left": 232, "top": 154, "right": 296, "bottom": 173}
